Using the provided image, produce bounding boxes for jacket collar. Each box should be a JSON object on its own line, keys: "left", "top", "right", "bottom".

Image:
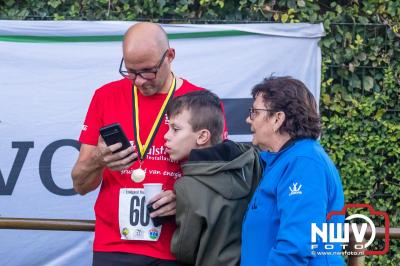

{"left": 259, "top": 138, "right": 309, "bottom": 166}
{"left": 188, "top": 139, "right": 242, "bottom": 162}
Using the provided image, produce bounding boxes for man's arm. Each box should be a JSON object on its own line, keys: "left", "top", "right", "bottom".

{"left": 71, "top": 137, "right": 136, "bottom": 195}
{"left": 71, "top": 144, "right": 103, "bottom": 195}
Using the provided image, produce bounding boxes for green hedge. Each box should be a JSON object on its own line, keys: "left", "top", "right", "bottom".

{"left": 1, "top": 0, "right": 399, "bottom": 264}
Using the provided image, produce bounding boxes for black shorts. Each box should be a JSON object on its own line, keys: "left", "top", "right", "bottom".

{"left": 92, "top": 252, "right": 178, "bottom": 266}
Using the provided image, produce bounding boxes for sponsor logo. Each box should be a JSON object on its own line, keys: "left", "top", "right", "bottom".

{"left": 149, "top": 228, "right": 159, "bottom": 240}
{"left": 135, "top": 229, "right": 143, "bottom": 238}
{"left": 122, "top": 227, "right": 129, "bottom": 237}
{"left": 147, "top": 145, "right": 167, "bottom": 156}
{"left": 289, "top": 182, "right": 302, "bottom": 196}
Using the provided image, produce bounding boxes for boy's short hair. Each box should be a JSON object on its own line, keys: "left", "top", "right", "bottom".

{"left": 167, "top": 90, "right": 224, "bottom": 145}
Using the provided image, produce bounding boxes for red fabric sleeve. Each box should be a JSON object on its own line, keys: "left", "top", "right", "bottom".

{"left": 79, "top": 90, "right": 103, "bottom": 145}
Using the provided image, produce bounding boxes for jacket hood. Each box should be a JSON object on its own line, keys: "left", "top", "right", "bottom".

{"left": 181, "top": 140, "right": 259, "bottom": 200}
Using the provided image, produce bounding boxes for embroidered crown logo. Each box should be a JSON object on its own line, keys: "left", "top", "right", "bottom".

{"left": 289, "top": 182, "right": 302, "bottom": 196}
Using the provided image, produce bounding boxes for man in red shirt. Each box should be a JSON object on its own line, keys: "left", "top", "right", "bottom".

{"left": 71, "top": 22, "right": 226, "bottom": 266}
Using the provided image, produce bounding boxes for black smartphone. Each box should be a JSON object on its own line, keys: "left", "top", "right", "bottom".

{"left": 99, "top": 123, "right": 132, "bottom": 153}
{"left": 147, "top": 204, "right": 174, "bottom": 227}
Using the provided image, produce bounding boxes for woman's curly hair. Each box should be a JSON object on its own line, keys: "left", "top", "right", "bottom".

{"left": 251, "top": 76, "right": 321, "bottom": 139}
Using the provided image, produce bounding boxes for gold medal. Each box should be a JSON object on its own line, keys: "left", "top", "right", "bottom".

{"left": 131, "top": 168, "right": 146, "bottom": 183}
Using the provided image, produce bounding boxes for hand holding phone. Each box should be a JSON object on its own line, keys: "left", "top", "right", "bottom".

{"left": 147, "top": 204, "right": 174, "bottom": 227}
{"left": 99, "top": 123, "right": 132, "bottom": 153}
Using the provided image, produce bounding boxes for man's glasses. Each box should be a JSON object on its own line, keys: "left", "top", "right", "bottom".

{"left": 249, "top": 108, "right": 275, "bottom": 120}
{"left": 119, "top": 49, "right": 169, "bottom": 80}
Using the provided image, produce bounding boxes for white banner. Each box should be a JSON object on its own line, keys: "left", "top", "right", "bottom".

{"left": 0, "top": 21, "right": 323, "bottom": 265}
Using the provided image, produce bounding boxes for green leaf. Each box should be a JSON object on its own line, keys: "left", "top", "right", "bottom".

{"left": 281, "top": 13, "right": 289, "bottom": 23}
{"left": 358, "top": 16, "right": 369, "bottom": 24}
{"left": 363, "top": 76, "right": 374, "bottom": 91}
{"left": 356, "top": 52, "right": 367, "bottom": 61}
{"left": 322, "top": 94, "right": 331, "bottom": 105}
{"left": 297, "top": 0, "right": 305, "bottom": 8}
{"left": 158, "top": 0, "right": 166, "bottom": 7}
{"left": 355, "top": 34, "right": 364, "bottom": 46}
{"left": 48, "top": 0, "right": 61, "bottom": 9}
{"left": 374, "top": 109, "right": 385, "bottom": 120}
{"left": 350, "top": 75, "right": 362, "bottom": 89}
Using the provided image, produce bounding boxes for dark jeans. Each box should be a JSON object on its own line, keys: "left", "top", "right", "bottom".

{"left": 93, "top": 252, "right": 178, "bottom": 266}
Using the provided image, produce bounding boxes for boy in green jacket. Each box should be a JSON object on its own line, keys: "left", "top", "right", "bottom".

{"left": 164, "top": 90, "right": 262, "bottom": 266}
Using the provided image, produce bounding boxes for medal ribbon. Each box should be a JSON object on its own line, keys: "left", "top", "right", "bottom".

{"left": 132, "top": 75, "right": 176, "bottom": 160}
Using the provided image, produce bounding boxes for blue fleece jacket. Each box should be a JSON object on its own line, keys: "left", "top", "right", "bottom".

{"left": 241, "top": 139, "right": 345, "bottom": 266}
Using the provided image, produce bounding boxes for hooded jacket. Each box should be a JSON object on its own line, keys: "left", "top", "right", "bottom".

{"left": 171, "top": 140, "right": 262, "bottom": 266}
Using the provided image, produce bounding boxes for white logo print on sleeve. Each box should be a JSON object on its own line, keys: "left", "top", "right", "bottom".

{"left": 289, "top": 182, "right": 303, "bottom": 196}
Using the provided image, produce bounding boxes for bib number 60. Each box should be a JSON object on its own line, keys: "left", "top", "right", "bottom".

{"left": 129, "top": 195, "right": 150, "bottom": 226}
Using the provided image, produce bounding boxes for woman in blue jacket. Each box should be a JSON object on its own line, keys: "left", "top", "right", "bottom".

{"left": 241, "top": 76, "right": 345, "bottom": 266}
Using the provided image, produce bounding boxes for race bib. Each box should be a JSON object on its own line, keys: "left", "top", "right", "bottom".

{"left": 119, "top": 188, "right": 162, "bottom": 241}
